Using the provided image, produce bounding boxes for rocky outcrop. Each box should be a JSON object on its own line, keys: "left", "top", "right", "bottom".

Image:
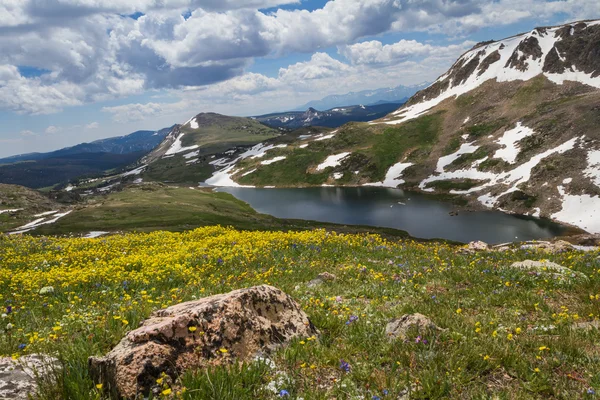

{"left": 89, "top": 285, "right": 316, "bottom": 399}
{"left": 385, "top": 313, "right": 444, "bottom": 341}
{"left": 509, "top": 260, "right": 588, "bottom": 281}
{"left": 459, "top": 241, "right": 490, "bottom": 254}
{"left": 0, "top": 354, "right": 60, "bottom": 400}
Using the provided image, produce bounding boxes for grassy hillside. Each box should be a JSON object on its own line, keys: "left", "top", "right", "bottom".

{"left": 2, "top": 227, "right": 599, "bottom": 399}
{"left": 234, "top": 113, "right": 444, "bottom": 187}
{"left": 141, "top": 113, "right": 281, "bottom": 184}
{"left": 0, "top": 184, "right": 64, "bottom": 232}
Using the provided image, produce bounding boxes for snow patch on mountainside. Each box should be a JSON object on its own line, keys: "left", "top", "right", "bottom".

{"left": 553, "top": 186, "right": 600, "bottom": 233}
{"left": 316, "top": 152, "right": 350, "bottom": 171}
{"left": 0, "top": 208, "right": 23, "bottom": 214}
{"left": 10, "top": 210, "right": 73, "bottom": 234}
{"left": 493, "top": 123, "right": 535, "bottom": 164}
{"left": 584, "top": 149, "right": 600, "bottom": 187}
{"left": 437, "top": 143, "right": 479, "bottom": 172}
{"left": 206, "top": 166, "right": 255, "bottom": 188}
{"left": 189, "top": 118, "right": 199, "bottom": 129}
{"left": 364, "top": 162, "right": 413, "bottom": 188}
{"left": 420, "top": 136, "right": 580, "bottom": 207}
{"left": 205, "top": 143, "right": 288, "bottom": 187}
{"left": 261, "top": 156, "right": 287, "bottom": 165}
{"left": 165, "top": 133, "right": 199, "bottom": 156}
{"left": 183, "top": 150, "right": 199, "bottom": 159}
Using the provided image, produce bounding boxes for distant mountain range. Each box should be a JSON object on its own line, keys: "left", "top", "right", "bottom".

{"left": 0, "top": 127, "right": 172, "bottom": 188}
{"left": 1, "top": 128, "right": 172, "bottom": 164}
{"left": 254, "top": 103, "right": 404, "bottom": 129}
{"left": 293, "top": 83, "right": 430, "bottom": 111}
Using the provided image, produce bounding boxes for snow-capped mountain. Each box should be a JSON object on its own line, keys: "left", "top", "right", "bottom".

{"left": 384, "top": 20, "right": 600, "bottom": 125}
{"left": 254, "top": 103, "right": 404, "bottom": 129}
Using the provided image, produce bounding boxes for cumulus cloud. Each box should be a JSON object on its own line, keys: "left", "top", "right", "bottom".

{"left": 85, "top": 122, "right": 100, "bottom": 129}
{"left": 278, "top": 53, "right": 352, "bottom": 82}
{"left": 102, "top": 102, "right": 170, "bottom": 123}
{"left": 45, "top": 125, "right": 61, "bottom": 134}
{"left": 339, "top": 39, "right": 476, "bottom": 66}
{"left": 0, "top": 0, "right": 598, "bottom": 115}
{"left": 19, "top": 130, "right": 36, "bottom": 137}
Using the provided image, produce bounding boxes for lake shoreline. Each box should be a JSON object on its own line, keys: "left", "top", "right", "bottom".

{"left": 212, "top": 185, "right": 576, "bottom": 244}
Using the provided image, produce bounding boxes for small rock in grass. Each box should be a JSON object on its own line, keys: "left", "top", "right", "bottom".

{"left": 0, "top": 354, "right": 60, "bottom": 400}
{"left": 520, "top": 240, "right": 574, "bottom": 253}
{"left": 38, "top": 286, "right": 54, "bottom": 295}
{"left": 306, "top": 272, "right": 337, "bottom": 288}
{"left": 89, "top": 285, "right": 317, "bottom": 400}
{"left": 509, "top": 260, "right": 588, "bottom": 281}
{"left": 459, "top": 241, "right": 489, "bottom": 254}
{"left": 572, "top": 320, "right": 600, "bottom": 331}
{"left": 385, "top": 313, "right": 445, "bottom": 341}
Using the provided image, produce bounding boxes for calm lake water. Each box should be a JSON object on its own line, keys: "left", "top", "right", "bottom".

{"left": 216, "top": 186, "right": 568, "bottom": 243}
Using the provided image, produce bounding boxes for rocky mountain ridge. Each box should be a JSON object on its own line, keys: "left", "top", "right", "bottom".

{"left": 254, "top": 103, "right": 404, "bottom": 129}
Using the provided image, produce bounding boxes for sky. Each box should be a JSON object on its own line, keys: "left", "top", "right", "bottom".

{"left": 0, "top": 0, "right": 598, "bottom": 158}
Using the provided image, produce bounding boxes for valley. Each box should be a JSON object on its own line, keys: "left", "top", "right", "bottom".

{"left": 3, "top": 9, "right": 600, "bottom": 400}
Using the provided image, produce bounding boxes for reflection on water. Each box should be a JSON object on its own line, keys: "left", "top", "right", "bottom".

{"left": 216, "top": 186, "right": 567, "bottom": 244}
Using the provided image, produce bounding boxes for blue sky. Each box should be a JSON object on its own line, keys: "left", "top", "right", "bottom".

{"left": 0, "top": 0, "right": 598, "bottom": 157}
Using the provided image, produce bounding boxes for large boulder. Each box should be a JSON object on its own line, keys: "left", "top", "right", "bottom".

{"left": 0, "top": 354, "right": 60, "bottom": 400}
{"left": 89, "top": 285, "right": 316, "bottom": 399}
{"left": 459, "top": 241, "right": 489, "bottom": 254}
{"left": 509, "top": 260, "right": 588, "bottom": 281}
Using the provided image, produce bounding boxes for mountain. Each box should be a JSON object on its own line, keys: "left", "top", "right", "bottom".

{"left": 254, "top": 103, "right": 404, "bottom": 129}
{"left": 0, "top": 183, "right": 66, "bottom": 233}
{"left": 294, "top": 84, "right": 429, "bottom": 111}
{"left": 1, "top": 128, "right": 172, "bottom": 164}
{"left": 0, "top": 127, "right": 172, "bottom": 188}
{"left": 132, "top": 113, "right": 281, "bottom": 184}
{"left": 202, "top": 19, "right": 600, "bottom": 234}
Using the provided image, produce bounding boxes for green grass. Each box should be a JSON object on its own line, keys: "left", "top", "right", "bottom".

{"left": 180, "top": 114, "right": 279, "bottom": 149}
{"left": 3, "top": 228, "right": 600, "bottom": 399}
{"left": 512, "top": 76, "right": 547, "bottom": 108}
{"left": 368, "top": 113, "right": 443, "bottom": 180}
{"left": 465, "top": 120, "right": 506, "bottom": 138}
{"left": 425, "top": 179, "right": 483, "bottom": 191}
{"left": 32, "top": 184, "right": 413, "bottom": 240}
{"left": 237, "top": 148, "right": 331, "bottom": 187}
{"left": 443, "top": 136, "right": 462, "bottom": 156}
{"left": 142, "top": 157, "right": 214, "bottom": 184}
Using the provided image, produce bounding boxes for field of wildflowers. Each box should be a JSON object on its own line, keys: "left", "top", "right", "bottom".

{"left": 2, "top": 226, "right": 600, "bottom": 399}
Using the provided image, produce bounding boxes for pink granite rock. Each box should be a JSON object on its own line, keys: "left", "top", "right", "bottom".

{"left": 89, "top": 285, "right": 316, "bottom": 399}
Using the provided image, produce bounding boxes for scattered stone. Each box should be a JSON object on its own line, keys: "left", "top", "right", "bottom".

{"left": 572, "top": 320, "right": 600, "bottom": 331}
{"left": 519, "top": 240, "right": 574, "bottom": 253}
{"left": 0, "top": 354, "right": 60, "bottom": 400}
{"left": 385, "top": 313, "right": 445, "bottom": 341}
{"left": 459, "top": 241, "right": 489, "bottom": 254}
{"left": 89, "top": 285, "right": 317, "bottom": 400}
{"left": 306, "top": 272, "right": 337, "bottom": 288}
{"left": 38, "top": 286, "right": 54, "bottom": 295}
{"left": 509, "top": 260, "right": 588, "bottom": 281}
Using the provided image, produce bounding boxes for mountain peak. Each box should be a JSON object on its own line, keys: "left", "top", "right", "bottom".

{"left": 383, "top": 19, "right": 600, "bottom": 125}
